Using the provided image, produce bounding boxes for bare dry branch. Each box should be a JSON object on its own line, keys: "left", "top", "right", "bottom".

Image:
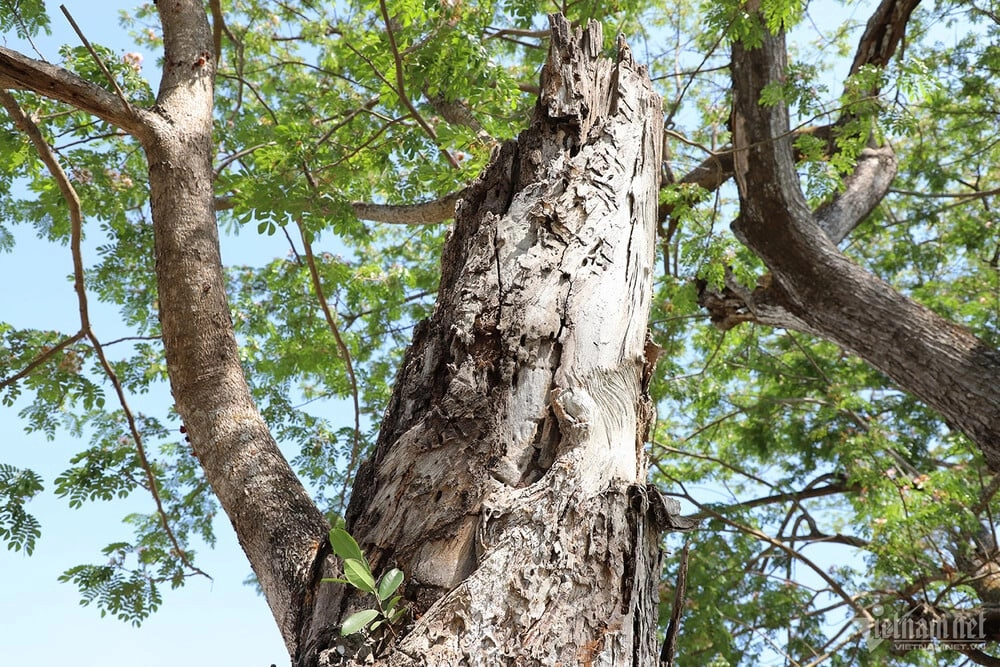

{"left": 0, "top": 330, "right": 86, "bottom": 389}
{"left": 59, "top": 5, "right": 133, "bottom": 113}
{"left": 350, "top": 188, "right": 466, "bottom": 224}
{"left": 215, "top": 187, "right": 466, "bottom": 225}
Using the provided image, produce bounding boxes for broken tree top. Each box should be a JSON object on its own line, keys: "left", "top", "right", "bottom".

{"left": 540, "top": 14, "right": 649, "bottom": 139}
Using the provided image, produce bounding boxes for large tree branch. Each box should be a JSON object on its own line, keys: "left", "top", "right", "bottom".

{"left": 814, "top": 145, "right": 898, "bottom": 242}
{"left": 661, "top": 124, "right": 839, "bottom": 246}
{"left": 0, "top": 46, "right": 151, "bottom": 139}
{"left": 216, "top": 189, "right": 465, "bottom": 224}
{"left": 807, "top": 0, "right": 919, "bottom": 239}
{"left": 349, "top": 188, "right": 466, "bottom": 224}
{"left": 850, "top": 0, "right": 922, "bottom": 76}
{"left": 697, "top": 141, "right": 898, "bottom": 331}
{"left": 141, "top": 2, "right": 329, "bottom": 657}
{"left": 666, "top": 0, "right": 919, "bottom": 239}
{"left": 729, "top": 16, "right": 1000, "bottom": 464}
{"left": 698, "top": 0, "right": 912, "bottom": 325}
{"left": 0, "top": 87, "right": 210, "bottom": 581}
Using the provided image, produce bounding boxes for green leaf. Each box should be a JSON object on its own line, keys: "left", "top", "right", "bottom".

{"left": 343, "top": 558, "right": 376, "bottom": 593}
{"left": 328, "top": 527, "right": 365, "bottom": 562}
{"left": 384, "top": 594, "right": 403, "bottom": 614}
{"left": 376, "top": 567, "right": 404, "bottom": 601}
{"left": 340, "top": 608, "right": 379, "bottom": 636}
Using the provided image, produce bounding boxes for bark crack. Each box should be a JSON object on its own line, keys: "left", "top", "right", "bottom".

{"left": 329, "top": 15, "right": 668, "bottom": 664}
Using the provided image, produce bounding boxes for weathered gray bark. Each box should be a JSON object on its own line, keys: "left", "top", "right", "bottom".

{"left": 1, "top": 7, "right": 688, "bottom": 665}
{"left": 295, "top": 15, "right": 688, "bottom": 667}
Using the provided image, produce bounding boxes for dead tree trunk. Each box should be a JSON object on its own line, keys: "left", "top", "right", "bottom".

{"left": 298, "top": 15, "right": 692, "bottom": 667}
{"left": 0, "top": 6, "right": 690, "bottom": 664}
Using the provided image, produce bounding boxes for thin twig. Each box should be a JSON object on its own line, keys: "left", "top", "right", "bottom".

{"left": 102, "top": 334, "right": 162, "bottom": 347}
{"left": 293, "top": 188, "right": 362, "bottom": 511}
{"left": 664, "top": 128, "right": 716, "bottom": 156}
{"left": 55, "top": 131, "right": 128, "bottom": 150}
{"left": 889, "top": 185, "right": 1000, "bottom": 199}
{"left": 87, "top": 332, "right": 212, "bottom": 580}
{"left": 651, "top": 63, "right": 729, "bottom": 81}
{"left": 214, "top": 142, "right": 276, "bottom": 179}
{"left": 685, "top": 477, "right": 860, "bottom": 521}
{"left": 10, "top": 9, "right": 46, "bottom": 60}
{"left": 313, "top": 96, "right": 381, "bottom": 152}
{"left": 341, "top": 289, "right": 434, "bottom": 328}
{"left": 670, "top": 474, "right": 871, "bottom": 623}
{"left": 281, "top": 225, "right": 304, "bottom": 265}
{"left": 312, "top": 115, "right": 405, "bottom": 175}
{"left": 0, "top": 330, "right": 86, "bottom": 389}
{"left": 0, "top": 89, "right": 208, "bottom": 580}
{"left": 59, "top": 5, "right": 134, "bottom": 114}
{"left": 800, "top": 625, "right": 869, "bottom": 667}
{"left": 663, "top": 27, "right": 728, "bottom": 130}
{"left": 376, "top": 0, "right": 460, "bottom": 169}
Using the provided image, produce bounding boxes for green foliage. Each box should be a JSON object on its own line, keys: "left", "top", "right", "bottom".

{"left": 0, "top": 0, "right": 50, "bottom": 39}
{"left": 323, "top": 527, "right": 407, "bottom": 637}
{"left": 58, "top": 44, "right": 154, "bottom": 105}
{"left": 59, "top": 555, "right": 163, "bottom": 626}
{"left": 0, "top": 0, "right": 999, "bottom": 665}
{"left": 0, "top": 463, "right": 43, "bottom": 554}
{"left": 702, "top": 0, "right": 802, "bottom": 49}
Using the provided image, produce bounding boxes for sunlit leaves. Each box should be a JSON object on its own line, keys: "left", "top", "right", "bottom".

{"left": 53, "top": 417, "right": 141, "bottom": 508}
{"left": 0, "top": 463, "right": 43, "bottom": 554}
{"left": 324, "top": 527, "right": 408, "bottom": 637}
{"left": 59, "top": 558, "right": 163, "bottom": 626}
{"left": 1, "top": 1, "right": 1000, "bottom": 663}
{"left": 57, "top": 44, "right": 154, "bottom": 105}
{"left": 0, "top": 0, "right": 50, "bottom": 39}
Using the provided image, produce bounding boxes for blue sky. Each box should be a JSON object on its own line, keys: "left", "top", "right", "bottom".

{"left": 0, "top": 3, "right": 291, "bottom": 665}
{"left": 0, "top": 1, "right": 932, "bottom": 664}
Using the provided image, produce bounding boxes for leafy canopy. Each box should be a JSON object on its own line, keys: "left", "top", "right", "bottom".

{"left": 1, "top": 0, "right": 1000, "bottom": 664}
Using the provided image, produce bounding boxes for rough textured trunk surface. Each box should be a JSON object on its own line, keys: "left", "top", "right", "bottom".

{"left": 1, "top": 7, "right": 689, "bottom": 665}
{"left": 297, "top": 15, "right": 687, "bottom": 667}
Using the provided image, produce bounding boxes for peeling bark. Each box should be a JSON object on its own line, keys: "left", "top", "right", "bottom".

{"left": 298, "top": 15, "right": 691, "bottom": 666}
{"left": 1, "top": 6, "right": 690, "bottom": 665}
